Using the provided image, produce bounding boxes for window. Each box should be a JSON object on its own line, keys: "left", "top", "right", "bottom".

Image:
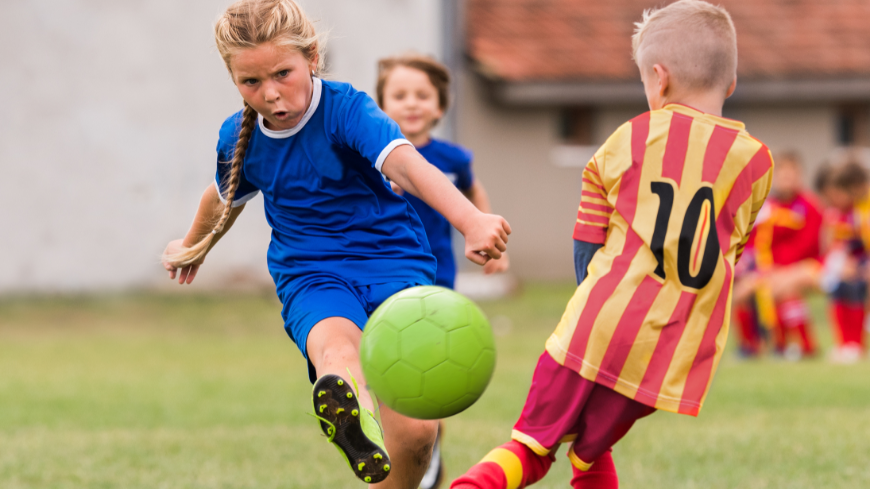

{"left": 552, "top": 107, "right": 599, "bottom": 168}
{"left": 837, "top": 105, "right": 870, "bottom": 146}
{"left": 559, "top": 107, "right": 596, "bottom": 145}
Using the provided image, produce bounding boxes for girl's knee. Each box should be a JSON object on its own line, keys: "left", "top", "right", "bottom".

{"left": 394, "top": 418, "right": 439, "bottom": 450}
{"left": 307, "top": 317, "right": 362, "bottom": 370}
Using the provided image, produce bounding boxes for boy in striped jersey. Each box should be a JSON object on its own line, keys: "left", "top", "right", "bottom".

{"left": 452, "top": 1, "right": 773, "bottom": 488}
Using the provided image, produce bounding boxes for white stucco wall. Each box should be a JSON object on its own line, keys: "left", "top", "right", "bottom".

{"left": 0, "top": 0, "right": 442, "bottom": 293}
{"left": 725, "top": 104, "right": 840, "bottom": 175}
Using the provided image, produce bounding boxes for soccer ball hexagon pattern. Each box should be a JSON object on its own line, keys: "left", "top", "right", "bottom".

{"left": 360, "top": 286, "right": 496, "bottom": 420}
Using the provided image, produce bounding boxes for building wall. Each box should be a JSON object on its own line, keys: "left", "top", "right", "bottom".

{"left": 0, "top": 0, "right": 442, "bottom": 293}
{"left": 726, "top": 104, "right": 839, "bottom": 175}
{"left": 455, "top": 75, "right": 582, "bottom": 280}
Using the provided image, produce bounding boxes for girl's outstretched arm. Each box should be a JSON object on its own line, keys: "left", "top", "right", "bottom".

{"left": 463, "top": 180, "right": 510, "bottom": 274}
{"left": 382, "top": 145, "right": 511, "bottom": 265}
{"left": 162, "top": 183, "right": 245, "bottom": 285}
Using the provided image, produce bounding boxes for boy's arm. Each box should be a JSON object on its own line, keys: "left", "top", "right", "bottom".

{"left": 162, "top": 183, "right": 245, "bottom": 284}
{"left": 573, "top": 157, "right": 613, "bottom": 245}
{"left": 382, "top": 145, "right": 511, "bottom": 265}
{"left": 574, "top": 239, "right": 603, "bottom": 286}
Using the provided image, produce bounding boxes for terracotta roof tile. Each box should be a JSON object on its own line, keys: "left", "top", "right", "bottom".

{"left": 467, "top": 0, "right": 870, "bottom": 82}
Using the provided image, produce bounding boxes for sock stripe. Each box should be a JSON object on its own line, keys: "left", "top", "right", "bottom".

{"left": 510, "top": 429, "right": 551, "bottom": 457}
{"left": 567, "top": 445, "right": 594, "bottom": 471}
{"left": 481, "top": 448, "right": 523, "bottom": 489}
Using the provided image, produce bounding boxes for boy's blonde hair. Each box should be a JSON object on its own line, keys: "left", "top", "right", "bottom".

{"left": 632, "top": 0, "right": 737, "bottom": 94}
{"left": 165, "top": 0, "right": 323, "bottom": 268}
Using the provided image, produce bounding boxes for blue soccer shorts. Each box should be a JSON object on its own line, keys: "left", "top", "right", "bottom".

{"left": 276, "top": 273, "right": 418, "bottom": 382}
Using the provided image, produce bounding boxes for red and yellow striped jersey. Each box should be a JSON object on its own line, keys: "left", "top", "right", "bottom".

{"left": 549, "top": 104, "right": 773, "bottom": 416}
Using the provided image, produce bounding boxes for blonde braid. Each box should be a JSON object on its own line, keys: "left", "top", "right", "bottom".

{"left": 163, "top": 103, "right": 258, "bottom": 268}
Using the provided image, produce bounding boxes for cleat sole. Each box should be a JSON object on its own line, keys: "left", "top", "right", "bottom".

{"left": 312, "top": 374, "right": 391, "bottom": 484}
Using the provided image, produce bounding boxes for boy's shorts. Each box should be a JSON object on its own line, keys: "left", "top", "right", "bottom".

{"left": 830, "top": 280, "right": 867, "bottom": 304}
{"left": 276, "top": 273, "right": 418, "bottom": 382}
{"left": 511, "top": 352, "right": 655, "bottom": 470}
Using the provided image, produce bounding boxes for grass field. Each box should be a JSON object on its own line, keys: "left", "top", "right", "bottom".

{"left": 2, "top": 284, "right": 870, "bottom": 488}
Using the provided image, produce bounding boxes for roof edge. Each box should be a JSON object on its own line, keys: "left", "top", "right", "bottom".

{"left": 489, "top": 77, "right": 870, "bottom": 106}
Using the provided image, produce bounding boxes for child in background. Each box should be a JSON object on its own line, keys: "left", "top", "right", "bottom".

{"left": 452, "top": 1, "right": 773, "bottom": 487}
{"left": 160, "top": 1, "right": 511, "bottom": 486}
{"left": 818, "top": 158, "right": 869, "bottom": 363}
{"left": 377, "top": 54, "right": 509, "bottom": 289}
{"left": 732, "top": 152, "right": 822, "bottom": 358}
{"left": 377, "top": 53, "right": 509, "bottom": 489}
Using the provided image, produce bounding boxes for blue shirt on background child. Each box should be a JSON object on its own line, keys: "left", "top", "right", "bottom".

{"left": 403, "top": 139, "right": 474, "bottom": 289}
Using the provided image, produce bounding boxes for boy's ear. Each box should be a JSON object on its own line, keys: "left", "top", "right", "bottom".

{"left": 652, "top": 64, "right": 669, "bottom": 97}
{"left": 725, "top": 77, "right": 737, "bottom": 99}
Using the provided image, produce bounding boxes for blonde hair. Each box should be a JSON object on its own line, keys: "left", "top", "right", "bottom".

{"left": 376, "top": 53, "right": 451, "bottom": 113}
{"left": 632, "top": 0, "right": 737, "bottom": 94}
{"left": 164, "top": 0, "right": 323, "bottom": 268}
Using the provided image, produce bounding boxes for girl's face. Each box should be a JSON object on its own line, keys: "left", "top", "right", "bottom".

{"left": 381, "top": 66, "right": 443, "bottom": 142}
{"left": 231, "top": 42, "right": 317, "bottom": 131}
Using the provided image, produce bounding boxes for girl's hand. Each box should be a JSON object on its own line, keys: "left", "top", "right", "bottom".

{"left": 162, "top": 239, "right": 202, "bottom": 285}
{"left": 462, "top": 212, "right": 511, "bottom": 266}
{"left": 483, "top": 252, "right": 510, "bottom": 274}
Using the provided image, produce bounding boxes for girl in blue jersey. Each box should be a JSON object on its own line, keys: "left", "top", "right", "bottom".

{"left": 160, "top": 1, "right": 511, "bottom": 487}
{"left": 377, "top": 54, "right": 510, "bottom": 489}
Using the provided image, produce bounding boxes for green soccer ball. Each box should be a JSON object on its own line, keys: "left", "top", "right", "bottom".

{"left": 360, "top": 286, "right": 496, "bottom": 420}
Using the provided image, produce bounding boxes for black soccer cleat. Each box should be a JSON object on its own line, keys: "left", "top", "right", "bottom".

{"left": 312, "top": 374, "right": 392, "bottom": 484}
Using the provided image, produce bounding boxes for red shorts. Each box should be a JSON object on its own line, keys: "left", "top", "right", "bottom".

{"left": 512, "top": 352, "right": 655, "bottom": 469}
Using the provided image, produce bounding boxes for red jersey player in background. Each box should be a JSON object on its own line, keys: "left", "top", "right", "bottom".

{"left": 732, "top": 152, "right": 822, "bottom": 359}
{"left": 451, "top": 1, "right": 773, "bottom": 488}
{"left": 817, "top": 157, "right": 870, "bottom": 363}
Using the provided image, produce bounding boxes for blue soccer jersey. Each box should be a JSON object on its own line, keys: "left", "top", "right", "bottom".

{"left": 214, "top": 78, "right": 437, "bottom": 290}
{"left": 403, "top": 139, "right": 474, "bottom": 289}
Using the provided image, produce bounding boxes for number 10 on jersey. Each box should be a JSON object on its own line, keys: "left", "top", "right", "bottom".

{"left": 649, "top": 181, "right": 721, "bottom": 290}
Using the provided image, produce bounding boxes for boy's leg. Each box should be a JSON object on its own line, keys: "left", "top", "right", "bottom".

{"left": 308, "top": 317, "right": 438, "bottom": 488}
{"left": 451, "top": 352, "right": 595, "bottom": 489}
{"left": 734, "top": 304, "right": 760, "bottom": 356}
{"left": 846, "top": 303, "right": 866, "bottom": 347}
{"left": 451, "top": 441, "right": 553, "bottom": 489}
{"left": 566, "top": 384, "right": 655, "bottom": 488}
{"left": 569, "top": 450, "right": 617, "bottom": 489}
{"left": 777, "top": 299, "right": 816, "bottom": 355}
{"left": 831, "top": 300, "right": 849, "bottom": 347}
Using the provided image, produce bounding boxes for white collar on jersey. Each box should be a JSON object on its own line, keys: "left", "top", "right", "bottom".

{"left": 257, "top": 77, "right": 323, "bottom": 139}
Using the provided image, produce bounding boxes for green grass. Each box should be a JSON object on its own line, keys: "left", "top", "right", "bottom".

{"left": 1, "top": 286, "right": 869, "bottom": 488}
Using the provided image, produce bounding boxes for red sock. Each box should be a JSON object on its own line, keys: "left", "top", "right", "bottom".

{"left": 735, "top": 306, "right": 760, "bottom": 354}
{"left": 795, "top": 321, "right": 816, "bottom": 354}
{"left": 451, "top": 441, "right": 553, "bottom": 489}
{"left": 846, "top": 305, "right": 866, "bottom": 347}
{"left": 832, "top": 302, "right": 850, "bottom": 347}
{"left": 570, "top": 449, "right": 618, "bottom": 489}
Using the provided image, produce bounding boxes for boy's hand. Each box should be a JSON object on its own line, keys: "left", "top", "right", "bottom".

{"left": 461, "top": 212, "right": 511, "bottom": 266}
{"left": 483, "top": 252, "right": 510, "bottom": 274}
{"left": 162, "top": 239, "right": 202, "bottom": 285}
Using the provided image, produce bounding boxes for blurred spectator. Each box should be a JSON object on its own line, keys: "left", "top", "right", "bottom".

{"left": 733, "top": 152, "right": 822, "bottom": 359}
{"left": 818, "top": 154, "right": 870, "bottom": 363}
